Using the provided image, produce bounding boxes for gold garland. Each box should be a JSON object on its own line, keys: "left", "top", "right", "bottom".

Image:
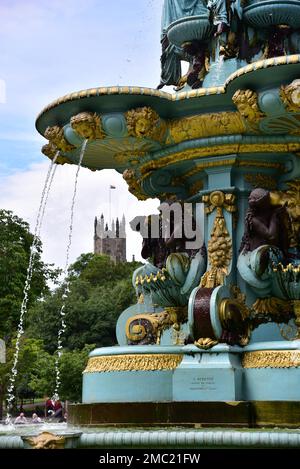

{"left": 84, "top": 354, "right": 183, "bottom": 373}
{"left": 244, "top": 173, "right": 277, "bottom": 190}
{"left": 140, "top": 143, "right": 292, "bottom": 177}
{"left": 167, "top": 112, "right": 245, "bottom": 145}
{"left": 242, "top": 351, "right": 300, "bottom": 369}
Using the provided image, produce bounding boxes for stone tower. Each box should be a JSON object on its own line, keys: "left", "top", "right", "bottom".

{"left": 94, "top": 214, "right": 126, "bottom": 263}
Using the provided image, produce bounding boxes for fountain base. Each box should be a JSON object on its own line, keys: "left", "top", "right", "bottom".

{"left": 68, "top": 401, "right": 300, "bottom": 429}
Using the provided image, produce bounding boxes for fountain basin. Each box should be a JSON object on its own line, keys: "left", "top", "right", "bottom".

{"left": 2, "top": 425, "right": 300, "bottom": 448}
{"left": 243, "top": 0, "right": 300, "bottom": 29}
{"left": 167, "top": 15, "right": 213, "bottom": 47}
{"left": 35, "top": 57, "right": 300, "bottom": 200}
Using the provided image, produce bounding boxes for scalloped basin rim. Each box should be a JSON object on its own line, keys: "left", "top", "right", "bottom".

{"left": 166, "top": 14, "right": 210, "bottom": 32}
{"left": 36, "top": 55, "right": 300, "bottom": 135}
{"left": 244, "top": 0, "right": 300, "bottom": 27}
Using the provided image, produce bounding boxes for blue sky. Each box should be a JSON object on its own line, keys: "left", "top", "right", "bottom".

{"left": 0, "top": 1, "right": 164, "bottom": 266}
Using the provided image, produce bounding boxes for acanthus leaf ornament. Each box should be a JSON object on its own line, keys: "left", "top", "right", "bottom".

{"left": 200, "top": 191, "right": 236, "bottom": 288}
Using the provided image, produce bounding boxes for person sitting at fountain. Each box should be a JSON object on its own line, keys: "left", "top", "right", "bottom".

{"left": 14, "top": 412, "right": 27, "bottom": 424}
{"left": 53, "top": 399, "right": 63, "bottom": 420}
{"left": 238, "top": 188, "right": 290, "bottom": 298}
{"left": 32, "top": 413, "right": 42, "bottom": 424}
{"left": 45, "top": 396, "right": 55, "bottom": 417}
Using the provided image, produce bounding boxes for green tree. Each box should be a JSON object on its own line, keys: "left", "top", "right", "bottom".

{"left": 59, "top": 345, "right": 95, "bottom": 402}
{"left": 28, "top": 254, "right": 140, "bottom": 352}
{"left": 0, "top": 209, "right": 59, "bottom": 340}
{"left": 0, "top": 338, "right": 55, "bottom": 412}
{"left": 0, "top": 339, "right": 94, "bottom": 411}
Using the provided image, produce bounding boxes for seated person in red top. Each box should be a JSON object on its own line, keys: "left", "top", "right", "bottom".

{"left": 53, "top": 399, "right": 63, "bottom": 419}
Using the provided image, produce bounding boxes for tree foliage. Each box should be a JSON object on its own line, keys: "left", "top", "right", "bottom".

{"left": 28, "top": 254, "right": 140, "bottom": 353}
{"left": 0, "top": 209, "right": 141, "bottom": 404}
{"left": 0, "top": 209, "right": 59, "bottom": 340}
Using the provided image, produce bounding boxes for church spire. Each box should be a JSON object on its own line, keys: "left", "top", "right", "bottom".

{"left": 116, "top": 217, "right": 120, "bottom": 238}
{"left": 120, "top": 214, "right": 126, "bottom": 238}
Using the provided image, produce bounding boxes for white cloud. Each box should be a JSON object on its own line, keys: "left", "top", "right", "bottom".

{"left": 0, "top": 79, "right": 6, "bottom": 104}
{"left": 0, "top": 1, "right": 164, "bottom": 267}
{"left": 0, "top": 161, "right": 159, "bottom": 268}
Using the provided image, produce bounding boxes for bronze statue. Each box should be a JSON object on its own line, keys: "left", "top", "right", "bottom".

{"left": 240, "top": 188, "right": 290, "bottom": 257}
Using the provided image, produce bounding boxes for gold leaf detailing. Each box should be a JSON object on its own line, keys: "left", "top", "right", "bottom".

{"left": 200, "top": 192, "right": 236, "bottom": 288}
{"left": 140, "top": 144, "right": 288, "bottom": 177}
{"left": 194, "top": 338, "right": 218, "bottom": 350}
{"left": 123, "top": 168, "right": 147, "bottom": 201}
{"left": 242, "top": 351, "right": 300, "bottom": 369}
{"left": 125, "top": 307, "right": 188, "bottom": 345}
{"left": 244, "top": 173, "right": 277, "bottom": 190}
{"left": 280, "top": 80, "right": 300, "bottom": 112}
{"left": 24, "top": 432, "right": 65, "bottom": 450}
{"left": 114, "top": 150, "right": 146, "bottom": 165}
{"left": 84, "top": 354, "right": 183, "bottom": 373}
{"left": 271, "top": 180, "right": 300, "bottom": 248}
{"left": 232, "top": 89, "right": 265, "bottom": 131}
{"left": 44, "top": 125, "right": 75, "bottom": 153}
{"left": 125, "top": 107, "right": 166, "bottom": 143}
{"left": 167, "top": 112, "right": 245, "bottom": 145}
{"left": 284, "top": 180, "right": 300, "bottom": 248}
{"left": 41, "top": 143, "right": 70, "bottom": 165}
{"left": 70, "top": 112, "right": 105, "bottom": 140}
{"left": 252, "top": 297, "right": 293, "bottom": 317}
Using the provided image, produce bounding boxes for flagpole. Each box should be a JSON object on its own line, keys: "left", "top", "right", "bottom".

{"left": 109, "top": 186, "right": 111, "bottom": 226}
{"left": 109, "top": 185, "right": 116, "bottom": 226}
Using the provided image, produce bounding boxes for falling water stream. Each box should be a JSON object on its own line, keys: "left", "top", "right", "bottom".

{"left": 6, "top": 140, "right": 87, "bottom": 420}
{"left": 6, "top": 153, "right": 59, "bottom": 418}
{"left": 210, "top": 38, "right": 224, "bottom": 87}
{"left": 54, "top": 139, "right": 88, "bottom": 399}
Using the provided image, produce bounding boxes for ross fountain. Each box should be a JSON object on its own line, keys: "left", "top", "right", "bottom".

{"left": 2, "top": 0, "right": 300, "bottom": 449}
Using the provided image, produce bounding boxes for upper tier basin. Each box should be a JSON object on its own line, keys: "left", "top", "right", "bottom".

{"left": 243, "top": 0, "right": 300, "bottom": 29}
{"left": 167, "top": 15, "right": 213, "bottom": 47}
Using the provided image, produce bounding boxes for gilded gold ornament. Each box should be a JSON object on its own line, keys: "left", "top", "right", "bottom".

{"left": 167, "top": 112, "right": 245, "bottom": 145}
{"left": 140, "top": 143, "right": 289, "bottom": 177}
{"left": 44, "top": 125, "right": 75, "bottom": 153}
{"left": 84, "top": 354, "right": 183, "bottom": 372}
{"left": 242, "top": 351, "right": 300, "bottom": 369}
{"left": 232, "top": 89, "right": 265, "bottom": 130}
{"left": 41, "top": 143, "right": 71, "bottom": 165}
{"left": 70, "top": 112, "right": 105, "bottom": 140}
{"left": 200, "top": 192, "right": 236, "bottom": 288}
{"left": 244, "top": 173, "right": 277, "bottom": 190}
{"left": 123, "top": 168, "right": 148, "bottom": 201}
{"left": 125, "top": 107, "right": 166, "bottom": 143}
{"left": 271, "top": 180, "right": 300, "bottom": 248}
{"left": 194, "top": 338, "right": 218, "bottom": 350}
{"left": 252, "top": 297, "right": 293, "bottom": 317}
{"left": 280, "top": 80, "right": 300, "bottom": 112}
{"left": 125, "top": 307, "right": 187, "bottom": 345}
{"left": 24, "top": 432, "right": 65, "bottom": 450}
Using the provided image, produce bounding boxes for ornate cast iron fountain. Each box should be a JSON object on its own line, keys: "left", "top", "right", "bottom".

{"left": 33, "top": 0, "right": 300, "bottom": 427}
